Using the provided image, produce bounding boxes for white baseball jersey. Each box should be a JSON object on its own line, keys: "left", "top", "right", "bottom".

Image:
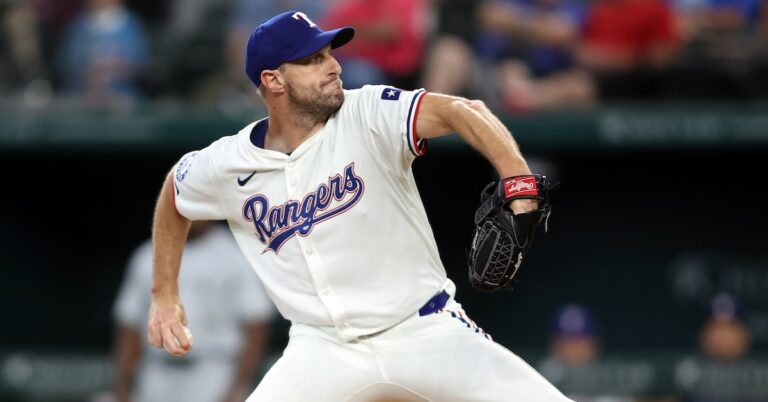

{"left": 172, "top": 85, "right": 453, "bottom": 341}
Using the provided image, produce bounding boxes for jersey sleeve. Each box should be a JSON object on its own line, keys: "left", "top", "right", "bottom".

{"left": 356, "top": 85, "right": 428, "bottom": 168}
{"left": 172, "top": 145, "right": 226, "bottom": 220}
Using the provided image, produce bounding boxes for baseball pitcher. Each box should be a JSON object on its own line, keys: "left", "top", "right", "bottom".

{"left": 148, "top": 10, "right": 569, "bottom": 402}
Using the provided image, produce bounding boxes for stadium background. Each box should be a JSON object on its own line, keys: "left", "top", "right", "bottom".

{"left": 1, "top": 0, "right": 768, "bottom": 401}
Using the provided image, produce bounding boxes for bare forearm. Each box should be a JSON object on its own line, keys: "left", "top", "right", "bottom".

{"left": 147, "top": 172, "right": 193, "bottom": 356}
{"left": 446, "top": 99, "right": 531, "bottom": 178}
{"left": 151, "top": 172, "right": 191, "bottom": 301}
{"left": 416, "top": 93, "right": 538, "bottom": 213}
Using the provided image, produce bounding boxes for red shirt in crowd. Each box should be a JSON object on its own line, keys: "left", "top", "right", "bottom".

{"left": 582, "top": 0, "right": 680, "bottom": 65}
{"left": 322, "top": 0, "right": 427, "bottom": 77}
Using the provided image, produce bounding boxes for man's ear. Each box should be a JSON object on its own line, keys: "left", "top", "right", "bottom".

{"left": 261, "top": 69, "right": 285, "bottom": 94}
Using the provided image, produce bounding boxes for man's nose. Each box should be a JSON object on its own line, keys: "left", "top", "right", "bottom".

{"left": 329, "top": 56, "right": 342, "bottom": 76}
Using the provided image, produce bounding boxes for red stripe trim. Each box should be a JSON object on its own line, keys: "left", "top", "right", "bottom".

{"left": 411, "top": 92, "right": 427, "bottom": 156}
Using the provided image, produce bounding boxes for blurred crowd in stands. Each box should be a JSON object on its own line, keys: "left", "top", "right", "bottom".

{"left": 2, "top": 0, "right": 768, "bottom": 112}
{"left": 539, "top": 295, "right": 762, "bottom": 402}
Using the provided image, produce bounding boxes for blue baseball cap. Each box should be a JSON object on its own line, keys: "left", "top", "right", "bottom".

{"left": 551, "top": 304, "right": 597, "bottom": 337}
{"left": 245, "top": 11, "right": 355, "bottom": 87}
{"left": 709, "top": 292, "right": 746, "bottom": 321}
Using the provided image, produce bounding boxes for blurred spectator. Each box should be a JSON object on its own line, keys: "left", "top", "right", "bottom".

{"left": 322, "top": 0, "right": 429, "bottom": 90}
{"left": 538, "top": 304, "right": 634, "bottom": 402}
{"left": 29, "top": 0, "right": 85, "bottom": 58}
{"left": 675, "top": 293, "right": 763, "bottom": 402}
{"left": 698, "top": 293, "right": 751, "bottom": 362}
{"left": 577, "top": 0, "right": 681, "bottom": 99}
{"left": 0, "top": 0, "right": 47, "bottom": 96}
{"left": 431, "top": 0, "right": 479, "bottom": 44}
{"left": 149, "top": 0, "right": 230, "bottom": 97}
{"left": 548, "top": 304, "right": 600, "bottom": 366}
{"left": 669, "top": 0, "right": 762, "bottom": 99}
{"left": 56, "top": 0, "right": 149, "bottom": 106}
{"left": 482, "top": 0, "right": 595, "bottom": 112}
{"left": 112, "top": 221, "right": 275, "bottom": 402}
{"left": 194, "top": 0, "right": 331, "bottom": 111}
{"left": 673, "top": 0, "right": 761, "bottom": 44}
{"left": 423, "top": 0, "right": 594, "bottom": 113}
{"left": 421, "top": 0, "right": 484, "bottom": 100}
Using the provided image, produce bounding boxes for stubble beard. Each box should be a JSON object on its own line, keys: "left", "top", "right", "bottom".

{"left": 286, "top": 81, "right": 344, "bottom": 123}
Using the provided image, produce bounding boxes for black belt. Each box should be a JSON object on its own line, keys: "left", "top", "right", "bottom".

{"left": 418, "top": 290, "right": 450, "bottom": 316}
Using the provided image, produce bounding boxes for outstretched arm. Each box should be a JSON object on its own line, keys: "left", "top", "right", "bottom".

{"left": 415, "top": 93, "right": 537, "bottom": 213}
{"left": 147, "top": 171, "right": 193, "bottom": 356}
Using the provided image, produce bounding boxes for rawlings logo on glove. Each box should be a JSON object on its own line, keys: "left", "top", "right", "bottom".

{"left": 503, "top": 176, "right": 537, "bottom": 198}
{"left": 467, "top": 175, "right": 553, "bottom": 293}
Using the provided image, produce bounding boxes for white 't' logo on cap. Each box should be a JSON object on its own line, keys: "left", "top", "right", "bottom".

{"left": 292, "top": 12, "right": 317, "bottom": 28}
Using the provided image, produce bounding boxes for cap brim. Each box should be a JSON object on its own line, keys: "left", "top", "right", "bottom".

{"left": 286, "top": 27, "right": 355, "bottom": 63}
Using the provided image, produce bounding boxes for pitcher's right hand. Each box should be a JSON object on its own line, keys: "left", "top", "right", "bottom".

{"left": 147, "top": 298, "right": 193, "bottom": 356}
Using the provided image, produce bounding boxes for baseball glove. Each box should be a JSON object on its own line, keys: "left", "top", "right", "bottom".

{"left": 467, "top": 175, "right": 553, "bottom": 292}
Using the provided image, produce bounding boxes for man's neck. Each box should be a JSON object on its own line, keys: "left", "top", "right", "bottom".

{"left": 265, "top": 105, "right": 329, "bottom": 154}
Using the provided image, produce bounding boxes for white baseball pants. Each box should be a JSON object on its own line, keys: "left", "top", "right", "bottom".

{"left": 246, "top": 298, "right": 573, "bottom": 402}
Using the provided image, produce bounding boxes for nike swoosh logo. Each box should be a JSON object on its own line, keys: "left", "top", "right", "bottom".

{"left": 237, "top": 171, "right": 257, "bottom": 186}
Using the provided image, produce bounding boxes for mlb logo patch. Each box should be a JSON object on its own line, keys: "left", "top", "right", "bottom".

{"left": 381, "top": 87, "right": 401, "bottom": 100}
{"left": 175, "top": 151, "right": 198, "bottom": 183}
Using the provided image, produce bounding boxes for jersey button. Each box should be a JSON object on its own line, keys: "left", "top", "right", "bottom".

{"left": 289, "top": 179, "right": 296, "bottom": 186}
{"left": 306, "top": 248, "right": 314, "bottom": 255}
